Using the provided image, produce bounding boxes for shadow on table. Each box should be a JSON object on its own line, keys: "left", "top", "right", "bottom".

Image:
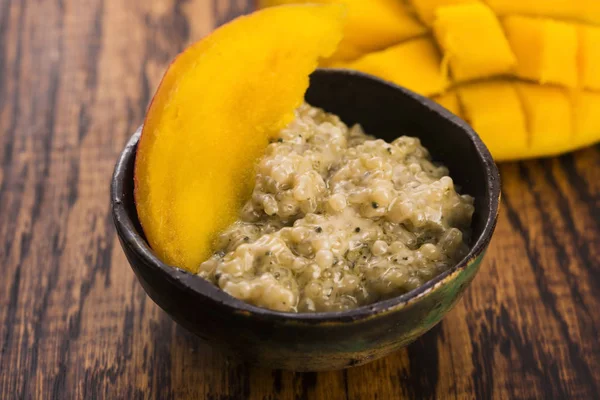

{"left": 155, "top": 310, "right": 445, "bottom": 399}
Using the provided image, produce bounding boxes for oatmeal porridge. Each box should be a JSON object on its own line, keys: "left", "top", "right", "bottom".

{"left": 198, "top": 104, "right": 474, "bottom": 313}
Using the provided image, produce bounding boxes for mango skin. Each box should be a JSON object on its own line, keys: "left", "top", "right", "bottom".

{"left": 134, "top": 5, "right": 344, "bottom": 272}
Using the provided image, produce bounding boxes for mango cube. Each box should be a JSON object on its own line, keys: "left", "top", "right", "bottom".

{"left": 515, "top": 83, "right": 572, "bottom": 156}
{"left": 432, "top": 91, "right": 462, "bottom": 118}
{"left": 504, "top": 16, "right": 578, "bottom": 88}
{"left": 486, "top": 0, "right": 600, "bottom": 25}
{"left": 340, "top": 37, "right": 447, "bottom": 96}
{"left": 457, "top": 81, "right": 528, "bottom": 161}
{"left": 340, "top": 0, "right": 427, "bottom": 52}
{"left": 410, "top": 0, "right": 477, "bottom": 26}
{"left": 572, "top": 91, "right": 600, "bottom": 149}
{"left": 259, "top": 0, "right": 426, "bottom": 63}
{"left": 433, "top": 3, "right": 516, "bottom": 82}
{"left": 578, "top": 25, "right": 600, "bottom": 90}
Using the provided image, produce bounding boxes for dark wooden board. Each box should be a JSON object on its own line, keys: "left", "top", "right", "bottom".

{"left": 0, "top": 1, "right": 599, "bottom": 398}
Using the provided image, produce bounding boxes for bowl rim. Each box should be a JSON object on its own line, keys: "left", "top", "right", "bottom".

{"left": 111, "top": 69, "right": 500, "bottom": 324}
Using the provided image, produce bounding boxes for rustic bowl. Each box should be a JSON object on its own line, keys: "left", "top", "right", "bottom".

{"left": 111, "top": 69, "right": 500, "bottom": 371}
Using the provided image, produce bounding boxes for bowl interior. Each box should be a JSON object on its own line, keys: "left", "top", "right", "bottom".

{"left": 112, "top": 69, "right": 499, "bottom": 319}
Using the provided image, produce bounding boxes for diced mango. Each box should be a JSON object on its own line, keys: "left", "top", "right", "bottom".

{"left": 572, "top": 91, "right": 600, "bottom": 150}
{"left": 258, "top": 0, "right": 427, "bottom": 63}
{"left": 578, "top": 25, "right": 600, "bottom": 90}
{"left": 338, "top": 37, "right": 447, "bottom": 97}
{"left": 457, "top": 81, "right": 528, "bottom": 161}
{"left": 260, "top": 0, "right": 600, "bottom": 161}
{"left": 433, "top": 3, "right": 516, "bottom": 82}
{"left": 432, "top": 90, "right": 462, "bottom": 118}
{"left": 515, "top": 83, "right": 572, "bottom": 156}
{"left": 321, "top": 43, "right": 364, "bottom": 66}
{"left": 410, "top": 0, "right": 478, "bottom": 26}
{"left": 486, "top": 0, "right": 600, "bottom": 25}
{"left": 504, "top": 16, "right": 578, "bottom": 88}
{"left": 134, "top": 5, "right": 344, "bottom": 272}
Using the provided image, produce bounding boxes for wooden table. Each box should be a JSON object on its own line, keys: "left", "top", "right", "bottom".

{"left": 1, "top": 1, "right": 599, "bottom": 398}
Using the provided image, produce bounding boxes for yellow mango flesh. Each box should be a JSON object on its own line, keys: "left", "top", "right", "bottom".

{"left": 432, "top": 90, "right": 462, "bottom": 118}
{"left": 134, "top": 5, "right": 344, "bottom": 272}
{"left": 572, "top": 91, "right": 600, "bottom": 149}
{"left": 578, "top": 25, "right": 600, "bottom": 90}
{"left": 516, "top": 83, "right": 572, "bottom": 156}
{"left": 504, "top": 16, "right": 578, "bottom": 88}
{"left": 454, "top": 80, "right": 600, "bottom": 160}
{"left": 255, "top": 0, "right": 600, "bottom": 161}
{"left": 486, "top": 0, "right": 600, "bottom": 25}
{"left": 433, "top": 3, "right": 516, "bottom": 82}
{"left": 410, "top": 0, "right": 478, "bottom": 26}
{"left": 258, "top": 0, "right": 426, "bottom": 63}
{"left": 457, "top": 81, "right": 529, "bottom": 160}
{"left": 337, "top": 37, "right": 448, "bottom": 97}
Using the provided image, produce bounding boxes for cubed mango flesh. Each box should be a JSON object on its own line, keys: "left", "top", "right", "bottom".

{"left": 410, "top": 0, "right": 478, "bottom": 26}
{"left": 134, "top": 5, "right": 344, "bottom": 272}
{"left": 432, "top": 90, "right": 462, "bottom": 118}
{"left": 486, "top": 0, "right": 600, "bottom": 25}
{"left": 516, "top": 83, "right": 572, "bottom": 156}
{"left": 572, "top": 91, "right": 600, "bottom": 150}
{"left": 433, "top": 3, "right": 516, "bottom": 82}
{"left": 337, "top": 37, "right": 447, "bottom": 97}
{"left": 504, "top": 16, "right": 578, "bottom": 88}
{"left": 578, "top": 25, "right": 600, "bottom": 90}
{"left": 457, "top": 81, "right": 529, "bottom": 161}
{"left": 258, "top": 0, "right": 426, "bottom": 63}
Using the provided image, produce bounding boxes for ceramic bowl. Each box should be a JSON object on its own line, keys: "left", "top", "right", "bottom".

{"left": 111, "top": 69, "right": 500, "bottom": 371}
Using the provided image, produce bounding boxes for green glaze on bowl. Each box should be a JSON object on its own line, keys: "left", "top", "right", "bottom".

{"left": 111, "top": 69, "right": 500, "bottom": 371}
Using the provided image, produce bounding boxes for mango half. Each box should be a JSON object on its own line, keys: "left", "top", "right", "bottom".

{"left": 257, "top": 0, "right": 600, "bottom": 161}
{"left": 134, "top": 5, "right": 344, "bottom": 272}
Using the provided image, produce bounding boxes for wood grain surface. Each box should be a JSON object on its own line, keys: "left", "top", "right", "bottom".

{"left": 0, "top": 1, "right": 599, "bottom": 398}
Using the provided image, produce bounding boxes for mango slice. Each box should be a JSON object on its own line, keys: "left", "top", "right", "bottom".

{"left": 457, "top": 81, "right": 529, "bottom": 160}
{"left": 516, "top": 83, "right": 572, "bottom": 156}
{"left": 578, "top": 25, "right": 600, "bottom": 90}
{"left": 336, "top": 37, "right": 447, "bottom": 97}
{"left": 504, "top": 16, "right": 578, "bottom": 88}
{"left": 433, "top": 3, "right": 516, "bottom": 82}
{"left": 258, "top": 0, "right": 426, "bottom": 63}
{"left": 410, "top": 0, "right": 477, "bottom": 26}
{"left": 134, "top": 5, "right": 344, "bottom": 272}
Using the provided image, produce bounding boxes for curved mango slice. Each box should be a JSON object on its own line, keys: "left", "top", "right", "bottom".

{"left": 258, "top": 0, "right": 426, "bottom": 63}
{"left": 135, "top": 5, "right": 344, "bottom": 272}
